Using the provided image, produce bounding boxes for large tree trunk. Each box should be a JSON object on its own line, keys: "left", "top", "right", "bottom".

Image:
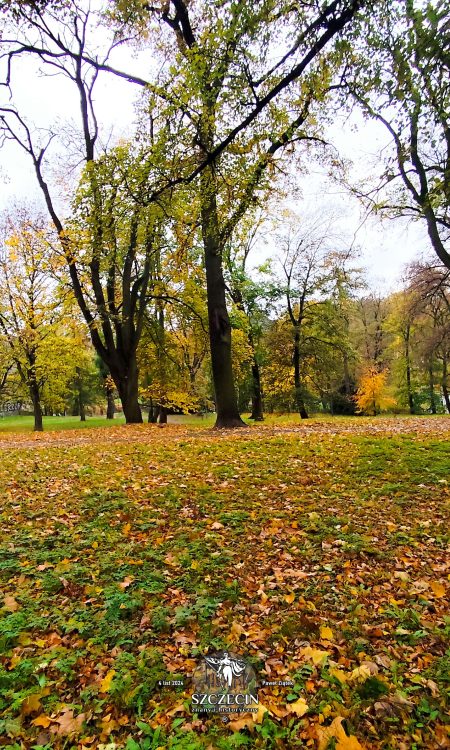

{"left": 200, "top": 165, "right": 245, "bottom": 429}
{"left": 30, "top": 378, "right": 43, "bottom": 432}
{"left": 293, "top": 328, "right": 308, "bottom": 419}
{"left": 112, "top": 355, "right": 142, "bottom": 423}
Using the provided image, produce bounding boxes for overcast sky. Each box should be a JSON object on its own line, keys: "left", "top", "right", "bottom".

{"left": 0, "top": 18, "right": 431, "bottom": 293}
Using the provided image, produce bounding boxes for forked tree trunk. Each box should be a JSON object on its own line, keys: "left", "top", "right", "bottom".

{"left": 293, "top": 328, "right": 308, "bottom": 419}
{"left": 200, "top": 165, "right": 245, "bottom": 429}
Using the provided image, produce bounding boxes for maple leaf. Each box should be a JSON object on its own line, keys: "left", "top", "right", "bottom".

{"left": 21, "top": 693, "right": 42, "bottom": 716}
{"left": 31, "top": 714, "right": 52, "bottom": 728}
{"left": 287, "top": 697, "right": 308, "bottom": 716}
{"left": 100, "top": 669, "right": 116, "bottom": 692}
{"left": 53, "top": 709, "right": 86, "bottom": 735}
{"left": 430, "top": 581, "right": 445, "bottom": 598}
{"left": 320, "top": 625, "right": 333, "bottom": 640}
{"left": 300, "top": 646, "right": 329, "bottom": 666}
{"left": 317, "top": 716, "right": 365, "bottom": 750}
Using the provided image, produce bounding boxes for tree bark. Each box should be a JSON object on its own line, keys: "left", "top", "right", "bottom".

{"left": 199, "top": 164, "right": 245, "bottom": 429}
{"left": 249, "top": 356, "right": 264, "bottom": 421}
{"left": 405, "top": 323, "right": 414, "bottom": 414}
{"left": 293, "top": 328, "right": 309, "bottom": 419}
{"left": 106, "top": 387, "right": 115, "bottom": 419}
{"left": 158, "top": 405, "right": 168, "bottom": 424}
{"left": 429, "top": 365, "right": 437, "bottom": 414}
{"left": 442, "top": 358, "right": 450, "bottom": 414}
{"left": 113, "top": 355, "right": 142, "bottom": 423}
{"left": 30, "top": 378, "right": 43, "bottom": 432}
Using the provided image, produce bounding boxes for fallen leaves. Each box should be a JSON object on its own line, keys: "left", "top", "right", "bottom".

{"left": 317, "top": 716, "right": 365, "bottom": 750}
{"left": 0, "top": 419, "right": 449, "bottom": 749}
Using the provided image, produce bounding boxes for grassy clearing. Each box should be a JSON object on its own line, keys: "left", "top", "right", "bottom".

{"left": 0, "top": 419, "right": 449, "bottom": 749}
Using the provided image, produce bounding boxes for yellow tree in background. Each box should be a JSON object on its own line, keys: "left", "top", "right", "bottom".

{"left": 355, "top": 367, "right": 396, "bottom": 416}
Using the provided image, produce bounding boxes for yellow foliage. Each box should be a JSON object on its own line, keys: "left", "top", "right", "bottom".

{"left": 355, "top": 367, "right": 396, "bottom": 415}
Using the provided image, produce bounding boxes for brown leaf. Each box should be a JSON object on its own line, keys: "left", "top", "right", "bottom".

{"left": 53, "top": 709, "right": 86, "bottom": 735}
{"left": 3, "top": 595, "right": 19, "bottom": 612}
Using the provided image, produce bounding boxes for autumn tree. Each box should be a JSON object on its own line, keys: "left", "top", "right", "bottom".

{"left": 0, "top": 8, "right": 168, "bottom": 423}
{"left": 355, "top": 367, "right": 396, "bottom": 415}
{"left": 224, "top": 214, "right": 272, "bottom": 421}
{"left": 0, "top": 210, "right": 67, "bottom": 430}
{"left": 344, "top": 0, "right": 450, "bottom": 269}
{"left": 1, "top": 0, "right": 366, "bottom": 428}
{"left": 275, "top": 215, "right": 353, "bottom": 419}
{"left": 407, "top": 261, "right": 450, "bottom": 413}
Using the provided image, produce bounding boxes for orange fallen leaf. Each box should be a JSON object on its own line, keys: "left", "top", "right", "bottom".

{"left": 284, "top": 592, "right": 295, "bottom": 604}
{"left": 31, "top": 714, "right": 52, "bottom": 728}
{"left": 317, "top": 716, "right": 365, "bottom": 750}
{"left": 118, "top": 576, "right": 133, "bottom": 589}
{"left": 4, "top": 595, "right": 19, "bottom": 612}
{"left": 21, "top": 693, "right": 42, "bottom": 716}
{"left": 430, "top": 581, "right": 445, "bottom": 598}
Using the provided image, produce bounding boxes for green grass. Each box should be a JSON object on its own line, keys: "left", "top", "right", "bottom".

{"left": 1, "top": 411, "right": 449, "bottom": 433}
{"left": 0, "top": 421, "right": 449, "bottom": 748}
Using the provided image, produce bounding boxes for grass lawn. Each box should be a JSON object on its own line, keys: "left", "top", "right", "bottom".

{"left": 0, "top": 418, "right": 449, "bottom": 749}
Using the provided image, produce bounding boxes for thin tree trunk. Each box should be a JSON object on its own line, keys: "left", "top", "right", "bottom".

{"left": 158, "top": 405, "right": 168, "bottom": 424}
{"left": 79, "top": 396, "right": 86, "bottom": 421}
{"left": 200, "top": 165, "right": 245, "bottom": 429}
{"left": 293, "top": 328, "right": 308, "bottom": 419}
{"left": 106, "top": 387, "right": 115, "bottom": 419}
{"left": 442, "top": 358, "right": 450, "bottom": 414}
{"left": 249, "top": 356, "right": 264, "bottom": 421}
{"left": 248, "top": 328, "right": 263, "bottom": 421}
{"left": 429, "top": 365, "right": 437, "bottom": 414}
{"left": 405, "top": 324, "right": 414, "bottom": 414}
{"left": 30, "top": 379, "right": 43, "bottom": 432}
{"left": 343, "top": 351, "right": 351, "bottom": 396}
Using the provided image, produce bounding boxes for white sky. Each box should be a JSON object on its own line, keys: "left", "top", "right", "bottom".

{"left": 0, "top": 22, "right": 431, "bottom": 293}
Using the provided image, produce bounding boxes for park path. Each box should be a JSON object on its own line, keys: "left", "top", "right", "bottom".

{"left": 0, "top": 415, "right": 449, "bottom": 450}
